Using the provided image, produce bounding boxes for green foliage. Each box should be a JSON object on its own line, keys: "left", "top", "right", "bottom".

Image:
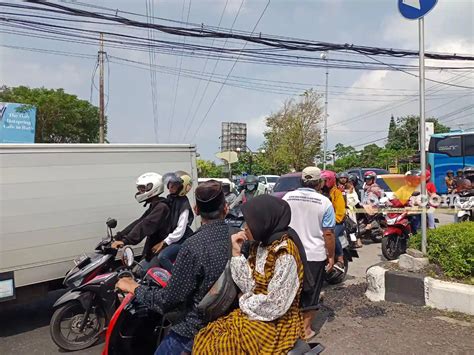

{"left": 231, "top": 151, "right": 271, "bottom": 176}
{"left": 409, "top": 222, "right": 474, "bottom": 280}
{"left": 386, "top": 115, "right": 450, "bottom": 151}
{"left": 197, "top": 159, "right": 224, "bottom": 178}
{"left": 263, "top": 90, "right": 322, "bottom": 173}
{"left": 0, "top": 86, "right": 104, "bottom": 143}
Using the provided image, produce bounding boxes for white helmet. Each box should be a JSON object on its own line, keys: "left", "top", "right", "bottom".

{"left": 135, "top": 172, "right": 164, "bottom": 203}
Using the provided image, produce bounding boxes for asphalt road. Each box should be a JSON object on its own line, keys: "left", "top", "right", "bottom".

{"left": 0, "top": 212, "right": 467, "bottom": 355}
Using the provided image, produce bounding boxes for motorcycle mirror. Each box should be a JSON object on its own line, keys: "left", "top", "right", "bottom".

{"left": 121, "top": 247, "right": 135, "bottom": 267}
{"left": 106, "top": 218, "right": 118, "bottom": 229}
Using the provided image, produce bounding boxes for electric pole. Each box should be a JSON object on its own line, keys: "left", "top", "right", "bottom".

{"left": 99, "top": 33, "right": 105, "bottom": 143}
{"left": 321, "top": 52, "right": 329, "bottom": 170}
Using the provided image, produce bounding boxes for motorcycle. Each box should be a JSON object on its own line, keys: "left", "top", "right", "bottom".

{"left": 455, "top": 190, "right": 474, "bottom": 222}
{"left": 356, "top": 210, "right": 386, "bottom": 243}
{"left": 50, "top": 218, "right": 123, "bottom": 351}
{"left": 103, "top": 248, "right": 325, "bottom": 355}
{"left": 381, "top": 209, "right": 412, "bottom": 260}
{"left": 324, "top": 218, "right": 359, "bottom": 285}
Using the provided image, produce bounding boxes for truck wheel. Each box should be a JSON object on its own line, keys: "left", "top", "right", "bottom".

{"left": 382, "top": 235, "right": 402, "bottom": 260}
{"left": 50, "top": 301, "right": 105, "bottom": 351}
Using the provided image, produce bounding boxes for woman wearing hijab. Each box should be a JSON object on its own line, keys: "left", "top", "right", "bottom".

{"left": 193, "top": 194, "right": 305, "bottom": 354}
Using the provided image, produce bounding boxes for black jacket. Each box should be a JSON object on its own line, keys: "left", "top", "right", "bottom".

{"left": 115, "top": 197, "right": 170, "bottom": 261}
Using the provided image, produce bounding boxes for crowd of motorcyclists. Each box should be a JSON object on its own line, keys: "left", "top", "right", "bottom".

{"left": 82, "top": 164, "right": 472, "bottom": 354}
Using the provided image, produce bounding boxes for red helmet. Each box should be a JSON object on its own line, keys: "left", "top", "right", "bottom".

{"left": 364, "top": 171, "right": 377, "bottom": 181}
{"left": 321, "top": 170, "right": 336, "bottom": 189}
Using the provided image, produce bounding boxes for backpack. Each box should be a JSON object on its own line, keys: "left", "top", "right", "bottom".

{"left": 197, "top": 226, "right": 240, "bottom": 322}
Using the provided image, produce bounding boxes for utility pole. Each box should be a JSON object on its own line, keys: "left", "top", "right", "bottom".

{"left": 419, "top": 18, "right": 427, "bottom": 254}
{"left": 99, "top": 33, "right": 105, "bottom": 143}
{"left": 321, "top": 52, "right": 329, "bottom": 170}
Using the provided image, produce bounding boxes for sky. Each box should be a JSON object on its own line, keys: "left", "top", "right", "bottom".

{"left": 1, "top": 0, "right": 473, "bottom": 160}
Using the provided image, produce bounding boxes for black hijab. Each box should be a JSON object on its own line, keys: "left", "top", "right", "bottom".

{"left": 241, "top": 195, "right": 315, "bottom": 291}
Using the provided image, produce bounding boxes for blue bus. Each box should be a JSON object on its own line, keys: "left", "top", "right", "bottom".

{"left": 428, "top": 130, "right": 474, "bottom": 194}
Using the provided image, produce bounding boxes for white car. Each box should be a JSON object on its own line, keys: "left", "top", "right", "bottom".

{"left": 258, "top": 175, "right": 280, "bottom": 194}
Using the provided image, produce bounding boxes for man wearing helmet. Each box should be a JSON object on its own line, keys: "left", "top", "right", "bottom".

{"left": 362, "top": 171, "right": 383, "bottom": 205}
{"left": 152, "top": 171, "right": 195, "bottom": 272}
{"left": 336, "top": 172, "right": 349, "bottom": 193}
{"left": 111, "top": 172, "right": 171, "bottom": 272}
{"left": 229, "top": 175, "right": 261, "bottom": 209}
{"left": 445, "top": 170, "right": 455, "bottom": 194}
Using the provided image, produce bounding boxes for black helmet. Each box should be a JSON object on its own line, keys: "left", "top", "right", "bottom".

{"left": 244, "top": 175, "right": 258, "bottom": 192}
{"left": 349, "top": 173, "right": 359, "bottom": 185}
{"left": 337, "top": 172, "right": 349, "bottom": 180}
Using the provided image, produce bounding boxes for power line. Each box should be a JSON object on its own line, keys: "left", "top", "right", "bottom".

{"left": 188, "top": 0, "right": 271, "bottom": 142}
{"left": 363, "top": 53, "right": 474, "bottom": 89}
{"left": 169, "top": 0, "right": 192, "bottom": 142}
{"left": 22, "top": 1, "right": 474, "bottom": 61}
{"left": 180, "top": 0, "right": 230, "bottom": 143}
{"left": 181, "top": 0, "right": 246, "bottom": 142}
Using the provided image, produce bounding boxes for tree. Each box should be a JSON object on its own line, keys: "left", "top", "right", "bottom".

{"left": 0, "top": 86, "right": 104, "bottom": 143}
{"left": 231, "top": 151, "right": 271, "bottom": 176}
{"left": 333, "top": 143, "right": 356, "bottom": 159}
{"left": 263, "top": 90, "right": 323, "bottom": 173}
{"left": 386, "top": 115, "right": 450, "bottom": 151}
{"left": 197, "top": 159, "right": 224, "bottom": 178}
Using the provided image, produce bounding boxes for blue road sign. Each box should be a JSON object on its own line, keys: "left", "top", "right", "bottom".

{"left": 398, "top": 0, "right": 438, "bottom": 20}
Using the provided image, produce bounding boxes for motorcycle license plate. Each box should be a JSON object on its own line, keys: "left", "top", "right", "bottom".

{"left": 349, "top": 233, "right": 357, "bottom": 242}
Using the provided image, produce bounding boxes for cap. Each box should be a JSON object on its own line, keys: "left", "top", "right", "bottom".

{"left": 195, "top": 180, "right": 225, "bottom": 213}
{"left": 302, "top": 166, "right": 321, "bottom": 182}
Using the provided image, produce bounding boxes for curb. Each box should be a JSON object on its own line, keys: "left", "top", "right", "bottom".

{"left": 365, "top": 263, "right": 474, "bottom": 315}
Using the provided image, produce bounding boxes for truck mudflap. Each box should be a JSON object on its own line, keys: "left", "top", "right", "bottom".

{"left": 0, "top": 271, "right": 16, "bottom": 302}
{"left": 53, "top": 290, "right": 93, "bottom": 310}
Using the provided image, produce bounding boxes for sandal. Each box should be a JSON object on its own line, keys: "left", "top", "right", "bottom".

{"left": 304, "top": 330, "right": 317, "bottom": 340}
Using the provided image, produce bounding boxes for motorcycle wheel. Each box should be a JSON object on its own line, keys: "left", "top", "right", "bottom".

{"left": 381, "top": 235, "right": 403, "bottom": 260}
{"left": 370, "top": 231, "right": 383, "bottom": 243}
{"left": 325, "top": 257, "right": 349, "bottom": 285}
{"left": 459, "top": 214, "right": 470, "bottom": 222}
{"left": 50, "top": 300, "right": 105, "bottom": 351}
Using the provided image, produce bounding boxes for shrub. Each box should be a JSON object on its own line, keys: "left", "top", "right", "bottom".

{"left": 409, "top": 222, "right": 474, "bottom": 280}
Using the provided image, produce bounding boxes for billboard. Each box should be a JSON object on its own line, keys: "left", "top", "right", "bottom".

{"left": 0, "top": 102, "right": 37, "bottom": 143}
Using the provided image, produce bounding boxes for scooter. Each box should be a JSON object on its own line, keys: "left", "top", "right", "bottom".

{"left": 103, "top": 248, "right": 325, "bottom": 355}
{"left": 455, "top": 190, "right": 474, "bottom": 222}
{"left": 381, "top": 210, "right": 412, "bottom": 260}
{"left": 324, "top": 218, "right": 359, "bottom": 285}
{"left": 50, "top": 218, "right": 123, "bottom": 351}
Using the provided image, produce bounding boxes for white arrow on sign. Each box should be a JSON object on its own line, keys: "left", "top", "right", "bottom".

{"left": 402, "top": 0, "right": 421, "bottom": 10}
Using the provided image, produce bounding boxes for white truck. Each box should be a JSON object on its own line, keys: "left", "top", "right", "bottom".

{"left": 0, "top": 144, "right": 198, "bottom": 304}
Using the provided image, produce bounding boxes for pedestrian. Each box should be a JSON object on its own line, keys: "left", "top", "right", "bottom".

{"left": 193, "top": 195, "right": 307, "bottom": 354}
{"left": 425, "top": 169, "right": 438, "bottom": 230}
{"left": 283, "top": 166, "right": 336, "bottom": 340}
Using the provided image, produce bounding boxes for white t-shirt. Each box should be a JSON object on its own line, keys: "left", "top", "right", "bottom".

{"left": 283, "top": 188, "right": 336, "bottom": 262}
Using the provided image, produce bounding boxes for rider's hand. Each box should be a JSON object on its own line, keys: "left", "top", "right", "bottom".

{"left": 152, "top": 241, "right": 165, "bottom": 254}
{"left": 326, "top": 257, "right": 335, "bottom": 273}
{"left": 111, "top": 240, "right": 125, "bottom": 249}
{"left": 115, "top": 277, "right": 139, "bottom": 294}
{"left": 231, "top": 231, "right": 248, "bottom": 257}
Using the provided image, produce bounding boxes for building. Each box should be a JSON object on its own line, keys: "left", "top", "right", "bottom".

{"left": 220, "top": 122, "right": 247, "bottom": 152}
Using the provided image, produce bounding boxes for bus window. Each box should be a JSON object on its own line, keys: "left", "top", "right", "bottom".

{"left": 463, "top": 133, "right": 474, "bottom": 156}
{"left": 429, "top": 135, "right": 462, "bottom": 157}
